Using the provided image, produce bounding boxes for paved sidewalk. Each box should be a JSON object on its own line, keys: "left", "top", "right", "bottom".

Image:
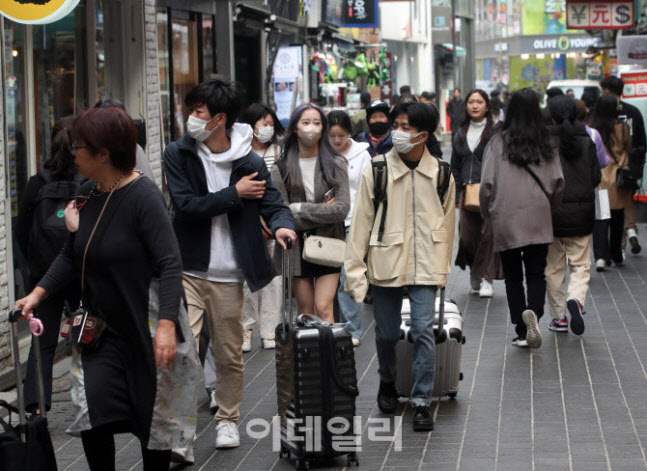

{"left": 40, "top": 222, "right": 647, "bottom": 471}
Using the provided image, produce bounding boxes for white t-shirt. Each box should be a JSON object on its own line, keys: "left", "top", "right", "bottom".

{"left": 299, "top": 157, "right": 318, "bottom": 202}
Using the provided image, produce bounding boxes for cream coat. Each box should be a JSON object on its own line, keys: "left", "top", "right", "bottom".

{"left": 344, "top": 146, "right": 456, "bottom": 303}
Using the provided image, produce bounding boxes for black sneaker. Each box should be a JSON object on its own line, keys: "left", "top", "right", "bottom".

{"left": 628, "top": 229, "right": 642, "bottom": 254}
{"left": 567, "top": 299, "right": 585, "bottom": 336}
{"left": 377, "top": 381, "right": 398, "bottom": 414}
{"left": 412, "top": 405, "right": 434, "bottom": 431}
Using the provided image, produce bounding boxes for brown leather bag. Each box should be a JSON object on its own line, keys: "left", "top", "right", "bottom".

{"left": 463, "top": 183, "right": 481, "bottom": 212}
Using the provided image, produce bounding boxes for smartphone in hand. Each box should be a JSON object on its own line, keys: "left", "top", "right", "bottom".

{"left": 323, "top": 188, "right": 335, "bottom": 202}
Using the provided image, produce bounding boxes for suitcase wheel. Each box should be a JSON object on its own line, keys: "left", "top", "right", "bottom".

{"left": 448, "top": 392, "right": 457, "bottom": 400}
{"left": 298, "top": 458, "right": 310, "bottom": 470}
{"left": 279, "top": 446, "right": 290, "bottom": 459}
{"left": 459, "top": 372, "right": 464, "bottom": 381}
{"left": 348, "top": 453, "right": 360, "bottom": 466}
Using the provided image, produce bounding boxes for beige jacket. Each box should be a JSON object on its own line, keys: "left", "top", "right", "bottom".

{"left": 344, "top": 147, "right": 456, "bottom": 303}
{"left": 600, "top": 122, "right": 633, "bottom": 210}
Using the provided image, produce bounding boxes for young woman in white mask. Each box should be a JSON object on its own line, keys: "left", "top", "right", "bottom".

{"left": 241, "top": 103, "right": 285, "bottom": 171}
{"left": 237, "top": 103, "right": 286, "bottom": 351}
{"left": 271, "top": 104, "right": 350, "bottom": 322}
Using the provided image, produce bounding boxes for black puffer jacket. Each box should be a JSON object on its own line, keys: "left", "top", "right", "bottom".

{"left": 450, "top": 127, "right": 490, "bottom": 203}
{"left": 550, "top": 125, "right": 601, "bottom": 237}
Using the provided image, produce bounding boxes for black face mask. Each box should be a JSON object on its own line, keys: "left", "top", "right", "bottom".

{"left": 369, "top": 121, "right": 390, "bottom": 136}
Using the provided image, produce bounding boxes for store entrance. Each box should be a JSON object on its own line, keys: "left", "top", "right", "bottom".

{"left": 234, "top": 31, "right": 261, "bottom": 109}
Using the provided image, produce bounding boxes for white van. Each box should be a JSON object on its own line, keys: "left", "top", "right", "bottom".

{"left": 546, "top": 79, "right": 601, "bottom": 100}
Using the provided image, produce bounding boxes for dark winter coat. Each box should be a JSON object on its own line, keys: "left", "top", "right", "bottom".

{"left": 549, "top": 125, "right": 601, "bottom": 238}
{"left": 164, "top": 134, "right": 295, "bottom": 292}
{"left": 356, "top": 130, "right": 393, "bottom": 157}
{"left": 450, "top": 127, "right": 489, "bottom": 202}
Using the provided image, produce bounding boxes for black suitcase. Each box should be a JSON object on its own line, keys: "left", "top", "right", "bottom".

{"left": 0, "top": 309, "right": 57, "bottom": 470}
{"left": 275, "top": 240, "right": 360, "bottom": 470}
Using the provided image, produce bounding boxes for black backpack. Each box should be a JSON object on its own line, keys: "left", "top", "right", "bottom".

{"left": 27, "top": 169, "right": 85, "bottom": 279}
{"left": 372, "top": 154, "right": 451, "bottom": 242}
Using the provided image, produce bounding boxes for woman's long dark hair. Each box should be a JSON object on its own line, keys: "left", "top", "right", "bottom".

{"left": 240, "top": 103, "right": 285, "bottom": 145}
{"left": 44, "top": 116, "right": 76, "bottom": 179}
{"left": 590, "top": 94, "right": 622, "bottom": 161}
{"left": 548, "top": 95, "right": 580, "bottom": 161}
{"left": 502, "top": 88, "right": 554, "bottom": 166}
{"left": 279, "top": 103, "right": 342, "bottom": 193}
{"left": 459, "top": 89, "right": 494, "bottom": 146}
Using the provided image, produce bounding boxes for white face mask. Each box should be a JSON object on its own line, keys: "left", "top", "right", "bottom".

{"left": 187, "top": 114, "right": 220, "bottom": 142}
{"left": 392, "top": 130, "right": 424, "bottom": 154}
{"left": 255, "top": 126, "right": 274, "bottom": 144}
{"left": 297, "top": 125, "right": 322, "bottom": 147}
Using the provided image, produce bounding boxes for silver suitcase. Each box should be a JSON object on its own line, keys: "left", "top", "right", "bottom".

{"left": 394, "top": 287, "right": 465, "bottom": 399}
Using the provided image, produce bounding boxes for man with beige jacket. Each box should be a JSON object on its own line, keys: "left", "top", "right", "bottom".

{"left": 344, "top": 102, "right": 456, "bottom": 432}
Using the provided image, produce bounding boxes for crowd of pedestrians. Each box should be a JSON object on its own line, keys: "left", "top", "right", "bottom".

{"left": 11, "top": 76, "right": 645, "bottom": 470}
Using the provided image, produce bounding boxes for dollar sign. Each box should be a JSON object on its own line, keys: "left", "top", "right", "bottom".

{"left": 615, "top": 5, "right": 630, "bottom": 24}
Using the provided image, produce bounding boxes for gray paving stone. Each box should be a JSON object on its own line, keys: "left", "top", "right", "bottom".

{"left": 35, "top": 217, "right": 647, "bottom": 470}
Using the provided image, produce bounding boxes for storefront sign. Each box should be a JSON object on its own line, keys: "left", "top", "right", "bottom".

{"left": 273, "top": 46, "right": 303, "bottom": 124}
{"left": 566, "top": 0, "right": 634, "bottom": 30}
{"left": 343, "top": 0, "right": 378, "bottom": 27}
{"left": 522, "top": 35, "right": 599, "bottom": 53}
{"left": 621, "top": 71, "right": 647, "bottom": 98}
{"left": 617, "top": 34, "right": 647, "bottom": 65}
{"left": 0, "top": 0, "right": 81, "bottom": 25}
{"left": 522, "top": 0, "right": 578, "bottom": 36}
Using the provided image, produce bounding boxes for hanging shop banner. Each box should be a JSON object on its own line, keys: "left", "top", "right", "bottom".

{"left": 621, "top": 71, "right": 647, "bottom": 99}
{"left": 0, "top": 0, "right": 81, "bottom": 25}
{"left": 566, "top": 0, "right": 634, "bottom": 29}
{"left": 617, "top": 34, "right": 647, "bottom": 66}
{"left": 342, "top": 0, "right": 379, "bottom": 28}
{"left": 522, "top": 0, "right": 579, "bottom": 35}
{"left": 273, "top": 46, "right": 303, "bottom": 124}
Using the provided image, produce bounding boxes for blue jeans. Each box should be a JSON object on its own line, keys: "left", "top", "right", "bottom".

{"left": 334, "top": 227, "right": 363, "bottom": 338}
{"left": 373, "top": 285, "right": 437, "bottom": 407}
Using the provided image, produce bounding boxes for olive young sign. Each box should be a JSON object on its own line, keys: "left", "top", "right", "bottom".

{"left": 0, "top": 0, "right": 81, "bottom": 25}
{"left": 521, "top": 35, "right": 599, "bottom": 53}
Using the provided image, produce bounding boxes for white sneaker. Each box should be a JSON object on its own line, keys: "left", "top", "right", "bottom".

{"left": 210, "top": 389, "right": 219, "bottom": 415}
{"left": 628, "top": 228, "right": 641, "bottom": 254}
{"left": 171, "top": 436, "right": 195, "bottom": 465}
{"left": 243, "top": 329, "right": 253, "bottom": 353}
{"left": 262, "top": 338, "right": 276, "bottom": 350}
{"left": 479, "top": 280, "right": 493, "bottom": 298}
{"left": 595, "top": 259, "right": 607, "bottom": 272}
{"left": 470, "top": 274, "right": 481, "bottom": 294}
{"left": 215, "top": 421, "right": 240, "bottom": 448}
{"left": 351, "top": 337, "right": 360, "bottom": 347}
{"left": 171, "top": 444, "right": 195, "bottom": 464}
{"left": 522, "top": 310, "right": 542, "bottom": 349}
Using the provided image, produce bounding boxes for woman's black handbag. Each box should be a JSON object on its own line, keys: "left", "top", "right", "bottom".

{"left": 616, "top": 165, "right": 639, "bottom": 192}
{"left": 0, "top": 311, "right": 58, "bottom": 470}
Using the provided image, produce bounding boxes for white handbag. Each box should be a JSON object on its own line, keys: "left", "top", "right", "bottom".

{"left": 302, "top": 235, "right": 346, "bottom": 268}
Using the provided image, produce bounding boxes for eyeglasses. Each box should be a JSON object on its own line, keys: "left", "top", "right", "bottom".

{"left": 70, "top": 143, "right": 89, "bottom": 155}
{"left": 72, "top": 195, "right": 88, "bottom": 211}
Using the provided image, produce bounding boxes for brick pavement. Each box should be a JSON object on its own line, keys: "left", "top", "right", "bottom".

{"left": 41, "top": 223, "right": 647, "bottom": 471}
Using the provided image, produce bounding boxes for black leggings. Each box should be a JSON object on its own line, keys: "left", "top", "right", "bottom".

{"left": 80, "top": 422, "right": 171, "bottom": 471}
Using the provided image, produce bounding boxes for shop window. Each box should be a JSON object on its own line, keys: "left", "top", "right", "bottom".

{"left": 157, "top": 8, "right": 216, "bottom": 146}
{"left": 32, "top": 5, "right": 88, "bottom": 174}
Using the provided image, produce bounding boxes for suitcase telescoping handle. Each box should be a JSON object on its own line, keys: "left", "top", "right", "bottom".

{"left": 8, "top": 309, "right": 48, "bottom": 438}
{"left": 436, "top": 287, "right": 447, "bottom": 344}
{"left": 281, "top": 238, "right": 293, "bottom": 332}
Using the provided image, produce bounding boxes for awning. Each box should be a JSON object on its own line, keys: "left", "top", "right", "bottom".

{"left": 440, "top": 43, "right": 467, "bottom": 57}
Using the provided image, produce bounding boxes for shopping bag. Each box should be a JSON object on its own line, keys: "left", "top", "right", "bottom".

{"left": 595, "top": 188, "right": 611, "bottom": 220}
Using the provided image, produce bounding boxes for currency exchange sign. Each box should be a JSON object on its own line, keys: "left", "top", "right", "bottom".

{"left": 566, "top": 0, "right": 634, "bottom": 30}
